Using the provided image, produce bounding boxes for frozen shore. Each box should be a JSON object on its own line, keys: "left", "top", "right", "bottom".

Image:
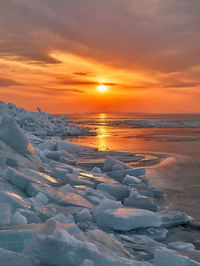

{"left": 0, "top": 101, "right": 200, "bottom": 266}
{"left": 111, "top": 119, "right": 200, "bottom": 128}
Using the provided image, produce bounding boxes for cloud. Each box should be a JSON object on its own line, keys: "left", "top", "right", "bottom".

{"left": 34, "top": 87, "right": 85, "bottom": 95}
{"left": 73, "top": 72, "right": 93, "bottom": 77}
{"left": 54, "top": 77, "right": 118, "bottom": 86}
{"left": 0, "top": 77, "right": 21, "bottom": 87}
{"left": 0, "top": 0, "right": 200, "bottom": 73}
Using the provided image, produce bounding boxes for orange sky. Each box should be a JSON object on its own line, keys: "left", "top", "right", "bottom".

{"left": 0, "top": 0, "right": 200, "bottom": 113}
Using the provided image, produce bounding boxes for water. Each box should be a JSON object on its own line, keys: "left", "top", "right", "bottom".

{"left": 66, "top": 113, "right": 200, "bottom": 221}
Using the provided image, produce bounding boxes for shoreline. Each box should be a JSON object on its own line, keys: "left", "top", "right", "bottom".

{"left": 0, "top": 101, "right": 200, "bottom": 265}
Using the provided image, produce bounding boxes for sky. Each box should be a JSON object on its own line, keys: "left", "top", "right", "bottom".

{"left": 0, "top": 0, "right": 200, "bottom": 113}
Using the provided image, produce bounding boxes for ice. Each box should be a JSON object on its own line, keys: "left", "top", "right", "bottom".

{"left": 0, "top": 191, "right": 31, "bottom": 212}
{"left": 91, "top": 167, "right": 102, "bottom": 174}
{"left": 81, "top": 172, "right": 118, "bottom": 187}
{"left": 17, "top": 209, "right": 41, "bottom": 224}
{"left": 0, "top": 115, "right": 32, "bottom": 155}
{"left": 158, "top": 210, "right": 193, "bottom": 228}
{"left": 124, "top": 197, "right": 158, "bottom": 211}
{"left": 0, "top": 224, "right": 41, "bottom": 252}
{"left": 63, "top": 173, "right": 95, "bottom": 188}
{"left": 112, "top": 119, "right": 200, "bottom": 129}
{"left": 56, "top": 140, "right": 83, "bottom": 154}
{"left": 154, "top": 249, "right": 200, "bottom": 266}
{"left": 167, "top": 241, "right": 195, "bottom": 251}
{"left": 134, "top": 227, "right": 168, "bottom": 241}
{"left": 103, "top": 156, "right": 133, "bottom": 172}
{"left": 35, "top": 192, "right": 49, "bottom": 205}
{"left": 53, "top": 213, "right": 75, "bottom": 224}
{"left": 122, "top": 175, "right": 142, "bottom": 185}
{"left": 97, "top": 183, "right": 130, "bottom": 201}
{"left": 76, "top": 208, "right": 93, "bottom": 222}
{"left": 107, "top": 168, "right": 144, "bottom": 181}
{"left": 0, "top": 203, "right": 11, "bottom": 226}
{"left": 37, "top": 139, "right": 56, "bottom": 151}
{"left": 24, "top": 219, "right": 136, "bottom": 266}
{"left": 7, "top": 167, "right": 36, "bottom": 190}
{"left": 22, "top": 168, "right": 58, "bottom": 186}
{"left": 27, "top": 183, "right": 94, "bottom": 209}
{"left": 0, "top": 100, "right": 198, "bottom": 265}
{"left": 52, "top": 167, "right": 70, "bottom": 180}
{"left": 137, "top": 186, "right": 164, "bottom": 199}
{"left": 60, "top": 184, "right": 78, "bottom": 194}
{"left": 0, "top": 247, "right": 40, "bottom": 266}
{"left": 95, "top": 207, "right": 161, "bottom": 231}
{"left": 81, "top": 259, "right": 95, "bottom": 266}
{"left": 117, "top": 234, "right": 165, "bottom": 260}
{"left": 85, "top": 229, "right": 132, "bottom": 260}
{"left": 7, "top": 167, "right": 58, "bottom": 190}
{"left": 93, "top": 198, "right": 122, "bottom": 219}
{"left": 11, "top": 211, "right": 27, "bottom": 226}
{"left": 45, "top": 150, "right": 76, "bottom": 163}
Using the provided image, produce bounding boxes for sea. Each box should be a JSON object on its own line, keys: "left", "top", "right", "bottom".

{"left": 66, "top": 113, "right": 200, "bottom": 221}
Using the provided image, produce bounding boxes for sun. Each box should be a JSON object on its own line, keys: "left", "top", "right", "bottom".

{"left": 98, "top": 85, "right": 107, "bottom": 93}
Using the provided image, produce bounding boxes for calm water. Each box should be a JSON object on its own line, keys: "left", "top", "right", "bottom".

{"left": 67, "top": 113, "right": 200, "bottom": 221}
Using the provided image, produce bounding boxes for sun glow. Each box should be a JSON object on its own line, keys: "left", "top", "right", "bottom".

{"left": 98, "top": 85, "right": 107, "bottom": 93}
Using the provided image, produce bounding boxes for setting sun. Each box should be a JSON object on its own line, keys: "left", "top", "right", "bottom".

{"left": 98, "top": 85, "right": 107, "bottom": 93}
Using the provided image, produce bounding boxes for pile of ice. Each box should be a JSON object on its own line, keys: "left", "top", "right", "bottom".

{"left": 0, "top": 101, "right": 95, "bottom": 137}
{"left": 111, "top": 119, "right": 200, "bottom": 128}
{"left": 0, "top": 102, "right": 199, "bottom": 266}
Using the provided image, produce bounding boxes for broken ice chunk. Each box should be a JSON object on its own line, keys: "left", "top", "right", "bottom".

{"left": 56, "top": 140, "right": 83, "bottom": 154}
{"left": 103, "top": 156, "right": 132, "bottom": 172}
{"left": 0, "top": 203, "right": 11, "bottom": 225}
{"left": 167, "top": 241, "right": 195, "bottom": 252}
{"left": 11, "top": 211, "right": 27, "bottom": 226}
{"left": 122, "top": 175, "right": 142, "bottom": 185}
{"left": 158, "top": 210, "right": 193, "bottom": 228}
{"left": 154, "top": 249, "right": 200, "bottom": 266}
{"left": 124, "top": 197, "right": 158, "bottom": 212}
{"left": 95, "top": 207, "right": 161, "bottom": 231}
{"left": 97, "top": 183, "right": 130, "bottom": 201}
{"left": 0, "top": 115, "right": 33, "bottom": 155}
{"left": 0, "top": 191, "right": 30, "bottom": 212}
{"left": 0, "top": 247, "right": 40, "bottom": 266}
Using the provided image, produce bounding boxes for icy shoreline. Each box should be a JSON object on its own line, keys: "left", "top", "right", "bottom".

{"left": 111, "top": 119, "right": 200, "bottom": 128}
{"left": 0, "top": 101, "right": 200, "bottom": 266}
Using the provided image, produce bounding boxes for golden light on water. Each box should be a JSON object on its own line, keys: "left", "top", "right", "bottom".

{"left": 98, "top": 85, "right": 107, "bottom": 93}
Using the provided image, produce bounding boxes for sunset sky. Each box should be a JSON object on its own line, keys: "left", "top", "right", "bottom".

{"left": 0, "top": 0, "right": 200, "bottom": 113}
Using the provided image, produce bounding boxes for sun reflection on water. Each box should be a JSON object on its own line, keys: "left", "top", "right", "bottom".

{"left": 97, "top": 114, "right": 109, "bottom": 151}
